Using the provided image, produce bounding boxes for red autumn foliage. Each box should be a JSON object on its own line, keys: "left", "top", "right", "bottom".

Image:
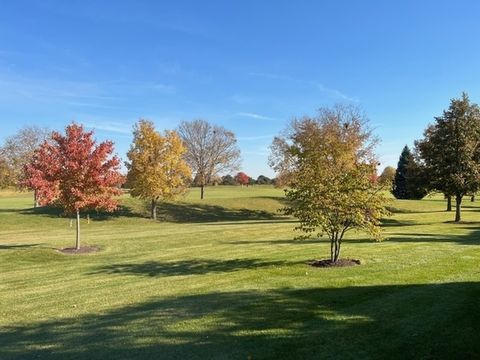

{"left": 234, "top": 172, "right": 250, "bottom": 186}
{"left": 23, "top": 123, "right": 124, "bottom": 215}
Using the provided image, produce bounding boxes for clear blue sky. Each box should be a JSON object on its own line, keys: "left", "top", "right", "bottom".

{"left": 1, "top": 0, "right": 480, "bottom": 177}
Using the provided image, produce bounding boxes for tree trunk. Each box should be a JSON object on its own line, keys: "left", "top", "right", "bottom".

{"left": 200, "top": 184, "right": 205, "bottom": 200}
{"left": 331, "top": 233, "right": 341, "bottom": 263}
{"left": 471, "top": 194, "right": 475, "bottom": 202}
{"left": 455, "top": 195, "right": 462, "bottom": 222}
{"left": 33, "top": 189, "right": 39, "bottom": 208}
{"left": 446, "top": 195, "right": 452, "bottom": 212}
{"left": 330, "top": 238, "right": 334, "bottom": 262}
{"left": 75, "top": 209, "right": 81, "bottom": 250}
{"left": 334, "top": 239, "right": 341, "bottom": 262}
{"left": 151, "top": 199, "right": 157, "bottom": 220}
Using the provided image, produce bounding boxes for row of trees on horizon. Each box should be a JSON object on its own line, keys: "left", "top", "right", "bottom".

{"left": 1, "top": 92, "right": 479, "bottom": 262}
{"left": 377, "top": 93, "right": 480, "bottom": 222}
{"left": 0, "top": 119, "right": 261, "bottom": 248}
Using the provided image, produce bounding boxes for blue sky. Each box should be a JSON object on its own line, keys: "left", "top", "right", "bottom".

{"left": 1, "top": 0, "right": 480, "bottom": 177}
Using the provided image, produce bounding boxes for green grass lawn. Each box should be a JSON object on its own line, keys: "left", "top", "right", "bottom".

{"left": 1, "top": 186, "right": 480, "bottom": 359}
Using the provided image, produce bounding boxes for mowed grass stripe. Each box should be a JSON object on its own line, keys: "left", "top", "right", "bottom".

{"left": 2, "top": 186, "right": 480, "bottom": 359}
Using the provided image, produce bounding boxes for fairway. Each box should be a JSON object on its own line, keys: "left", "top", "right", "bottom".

{"left": 1, "top": 186, "right": 480, "bottom": 359}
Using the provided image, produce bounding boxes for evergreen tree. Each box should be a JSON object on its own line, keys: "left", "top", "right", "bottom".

{"left": 392, "top": 145, "right": 427, "bottom": 200}
{"left": 392, "top": 146, "right": 411, "bottom": 199}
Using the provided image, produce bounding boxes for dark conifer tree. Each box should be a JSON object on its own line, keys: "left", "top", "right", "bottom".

{"left": 392, "top": 146, "right": 411, "bottom": 199}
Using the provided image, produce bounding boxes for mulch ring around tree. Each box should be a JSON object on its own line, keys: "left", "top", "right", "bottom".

{"left": 308, "top": 259, "right": 361, "bottom": 268}
{"left": 58, "top": 245, "right": 100, "bottom": 255}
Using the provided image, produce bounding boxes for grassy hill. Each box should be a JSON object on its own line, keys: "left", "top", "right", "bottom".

{"left": 1, "top": 186, "right": 480, "bottom": 359}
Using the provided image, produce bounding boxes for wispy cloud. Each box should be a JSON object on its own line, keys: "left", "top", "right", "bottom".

{"left": 0, "top": 71, "right": 178, "bottom": 110}
{"left": 235, "top": 112, "right": 274, "bottom": 121}
{"left": 249, "top": 72, "right": 358, "bottom": 102}
{"left": 83, "top": 120, "right": 133, "bottom": 135}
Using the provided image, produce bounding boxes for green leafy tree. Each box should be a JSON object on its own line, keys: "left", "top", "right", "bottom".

{"left": 221, "top": 174, "right": 236, "bottom": 185}
{"left": 378, "top": 166, "right": 396, "bottom": 189}
{"left": 126, "top": 120, "right": 191, "bottom": 220}
{"left": 256, "top": 175, "right": 272, "bottom": 185}
{"left": 270, "top": 104, "right": 389, "bottom": 263}
{"left": 416, "top": 93, "right": 480, "bottom": 222}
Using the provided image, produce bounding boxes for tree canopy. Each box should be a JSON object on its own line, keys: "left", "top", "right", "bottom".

{"left": 0, "top": 126, "right": 50, "bottom": 205}
{"left": 126, "top": 120, "right": 191, "bottom": 220}
{"left": 415, "top": 93, "right": 480, "bottom": 222}
{"left": 270, "top": 104, "right": 389, "bottom": 262}
{"left": 177, "top": 119, "right": 240, "bottom": 199}
{"left": 24, "top": 123, "right": 124, "bottom": 249}
{"left": 378, "top": 166, "right": 396, "bottom": 188}
{"left": 234, "top": 172, "right": 249, "bottom": 186}
{"left": 392, "top": 145, "right": 428, "bottom": 200}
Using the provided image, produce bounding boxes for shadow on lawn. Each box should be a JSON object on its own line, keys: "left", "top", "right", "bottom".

{"left": 0, "top": 243, "right": 40, "bottom": 250}
{"left": 381, "top": 218, "right": 419, "bottom": 227}
{"left": 385, "top": 206, "right": 446, "bottom": 214}
{"left": 18, "top": 205, "right": 137, "bottom": 220}
{"left": 18, "top": 202, "right": 283, "bottom": 224}
{"left": 1, "top": 282, "right": 480, "bottom": 359}
{"left": 155, "top": 202, "right": 282, "bottom": 223}
{"left": 92, "top": 258, "right": 286, "bottom": 277}
{"left": 386, "top": 228, "right": 480, "bottom": 245}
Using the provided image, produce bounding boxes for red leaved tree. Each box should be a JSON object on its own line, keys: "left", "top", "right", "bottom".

{"left": 24, "top": 123, "right": 124, "bottom": 250}
{"left": 235, "top": 172, "right": 250, "bottom": 187}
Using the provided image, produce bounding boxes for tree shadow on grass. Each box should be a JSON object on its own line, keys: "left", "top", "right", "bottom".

{"left": 0, "top": 208, "right": 24, "bottom": 213}
{"left": 18, "top": 205, "right": 138, "bottom": 220}
{"left": 385, "top": 229, "right": 480, "bottom": 245}
{"left": 0, "top": 243, "right": 40, "bottom": 250}
{"left": 155, "top": 202, "right": 283, "bottom": 223}
{"left": 205, "top": 219, "right": 296, "bottom": 226}
{"left": 92, "top": 258, "right": 287, "bottom": 277}
{"left": 385, "top": 206, "right": 448, "bottom": 215}
{"left": 380, "top": 218, "right": 418, "bottom": 227}
{"left": 19, "top": 206, "right": 63, "bottom": 217}
{"left": 15, "top": 202, "right": 284, "bottom": 224}
{"left": 1, "top": 282, "right": 480, "bottom": 359}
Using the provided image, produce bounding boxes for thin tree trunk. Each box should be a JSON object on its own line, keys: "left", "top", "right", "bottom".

{"left": 33, "top": 189, "right": 39, "bottom": 208}
{"left": 151, "top": 199, "right": 157, "bottom": 220}
{"left": 336, "top": 238, "right": 342, "bottom": 261}
{"left": 330, "top": 238, "right": 334, "bottom": 262}
{"left": 200, "top": 184, "right": 205, "bottom": 200}
{"left": 455, "top": 195, "right": 462, "bottom": 222}
{"left": 75, "top": 209, "right": 80, "bottom": 250}
{"left": 334, "top": 238, "right": 341, "bottom": 262}
{"left": 446, "top": 195, "right": 452, "bottom": 212}
{"left": 471, "top": 194, "right": 475, "bottom": 202}
{"left": 332, "top": 233, "right": 340, "bottom": 262}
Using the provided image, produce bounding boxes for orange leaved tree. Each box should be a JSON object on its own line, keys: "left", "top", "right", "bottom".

{"left": 24, "top": 123, "right": 124, "bottom": 250}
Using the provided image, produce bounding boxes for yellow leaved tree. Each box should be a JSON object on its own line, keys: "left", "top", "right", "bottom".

{"left": 126, "top": 120, "right": 191, "bottom": 219}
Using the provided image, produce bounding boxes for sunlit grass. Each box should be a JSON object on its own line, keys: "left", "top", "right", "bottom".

{"left": 1, "top": 185, "right": 480, "bottom": 359}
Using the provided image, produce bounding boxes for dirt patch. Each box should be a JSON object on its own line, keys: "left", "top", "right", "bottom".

{"left": 308, "top": 259, "right": 361, "bottom": 268}
{"left": 58, "top": 245, "right": 100, "bottom": 255}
